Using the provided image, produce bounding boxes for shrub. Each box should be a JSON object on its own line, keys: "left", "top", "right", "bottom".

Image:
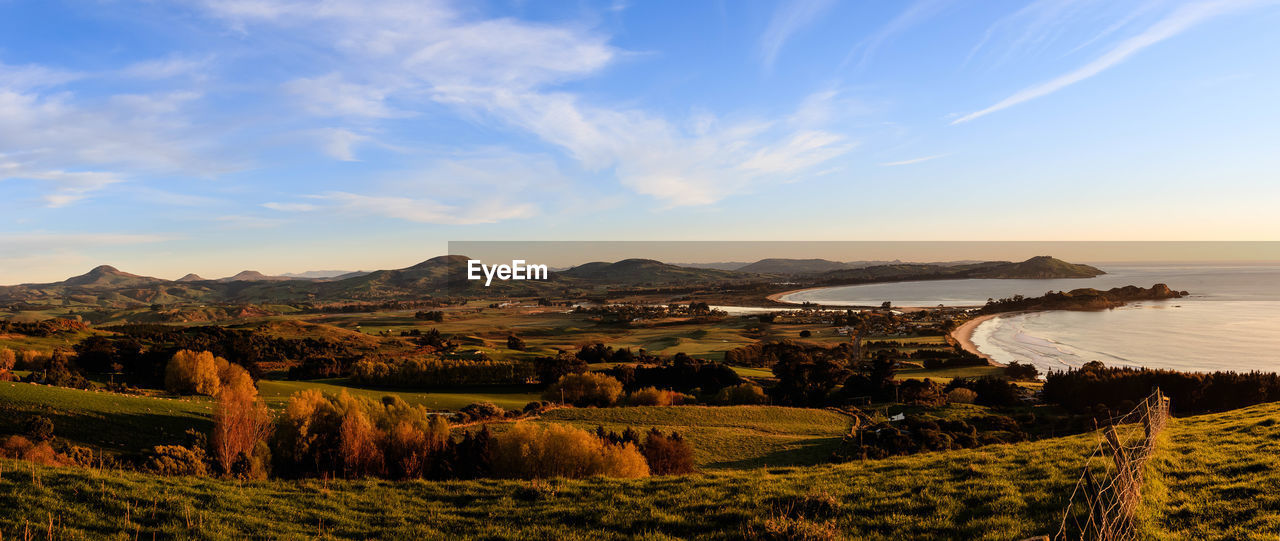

{"left": 507, "top": 335, "right": 526, "bottom": 351}
{"left": 898, "top": 379, "right": 945, "bottom": 406}
{"left": 1005, "top": 361, "right": 1040, "bottom": 381}
{"left": 23, "top": 415, "right": 55, "bottom": 442}
{"left": 0, "top": 435, "right": 65, "bottom": 466}
{"left": 799, "top": 330, "right": 811, "bottom": 338}
{"left": 640, "top": 429, "right": 696, "bottom": 475}
{"left": 544, "top": 373, "right": 624, "bottom": 407}
{"left": 145, "top": 445, "right": 209, "bottom": 476}
{"left": 0, "top": 347, "right": 15, "bottom": 371}
{"left": 714, "top": 383, "right": 769, "bottom": 405}
{"left": 458, "top": 402, "right": 506, "bottom": 422}
{"left": 272, "top": 390, "right": 450, "bottom": 480}
{"left": 491, "top": 422, "right": 649, "bottom": 479}
{"left": 627, "top": 387, "right": 692, "bottom": 406}
{"left": 947, "top": 387, "right": 978, "bottom": 404}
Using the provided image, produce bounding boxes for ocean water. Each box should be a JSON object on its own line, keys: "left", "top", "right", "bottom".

{"left": 782, "top": 264, "right": 1280, "bottom": 374}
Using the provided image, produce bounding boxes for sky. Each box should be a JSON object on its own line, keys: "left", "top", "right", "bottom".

{"left": 2, "top": 0, "right": 1279, "bottom": 284}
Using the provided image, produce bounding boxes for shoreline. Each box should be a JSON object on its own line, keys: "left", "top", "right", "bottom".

{"left": 764, "top": 287, "right": 827, "bottom": 304}
{"left": 950, "top": 313, "right": 1006, "bottom": 366}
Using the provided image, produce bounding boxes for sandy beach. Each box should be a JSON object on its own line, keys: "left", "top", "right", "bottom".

{"left": 951, "top": 313, "right": 1003, "bottom": 366}
{"left": 765, "top": 287, "right": 826, "bottom": 304}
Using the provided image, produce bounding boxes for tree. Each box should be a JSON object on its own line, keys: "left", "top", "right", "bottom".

{"left": 544, "top": 373, "right": 624, "bottom": 407}
{"left": 0, "top": 347, "right": 16, "bottom": 371}
{"left": 535, "top": 353, "right": 588, "bottom": 386}
{"left": 506, "top": 334, "right": 526, "bottom": 351}
{"left": 210, "top": 373, "right": 273, "bottom": 478}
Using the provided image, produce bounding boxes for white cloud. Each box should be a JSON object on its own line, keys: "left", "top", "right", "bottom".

{"left": 283, "top": 73, "right": 403, "bottom": 118}
{"left": 954, "top": 0, "right": 1267, "bottom": 124}
{"left": 262, "top": 201, "right": 319, "bottom": 212}
{"left": 310, "top": 192, "right": 536, "bottom": 224}
{"left": 844, "top": 0, "right": 950, "bottom": 69}
{"left": 0, "top": 75, "right": 225, "bottom": 205}
{"left": 120, "top": 55, "right": 214, "bottom": 80}
{"left": 880, "top": 154, "right": 947, "bottom": 167}
{"left": 760, "top": 0, "right": 837, "bottom": 70}
{"left": 196, "top": 0, "right": 856, "bottom": 207}
{"left": 316, "top": 128, "right": 370, "bottom": 161}
{"left": 0, "top": 61, "right": 81, "bottom": 90}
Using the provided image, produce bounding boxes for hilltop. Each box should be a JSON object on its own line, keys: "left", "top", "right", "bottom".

{"left": 737, "top": 258, "right": 850, "bottom": 274}
{"left": 971, "top": 255, "right": 1104, "bottom": 279}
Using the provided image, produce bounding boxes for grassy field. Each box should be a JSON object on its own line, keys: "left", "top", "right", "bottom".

{"left": 0, "top": 381, "right": 214, "bottom": 456}
{"left": 533, "top": 406, "right": 854, "bottom": 469}
{"left": 257, "top": 379, "right": 543, "bottom": 411}
{"left": 1144, "top": 401, "right": 1280, "bottom": 539}
{"left": 3, "top": 385, "right": 1278, "bottom": 538}
{"left": 0, "top": 429, "right": 1097, "bottom": 540}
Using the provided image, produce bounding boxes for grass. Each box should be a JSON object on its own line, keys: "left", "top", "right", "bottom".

{"left": 1143, "top": 402, "right": 1280, "bottom": 540}
{"left": 257, "top": 379, "right": 543, "bottom": 411}
{"left": 6, "top": 380, "right": 1280, "bottom": 538}
{"left": 533, "top": 406, "right": 854, "bottom": 469}
{"left": 0, "top": 381, "right": 214, "bottom": 456}
{"left": 0, "top": 430, "right": 1097, "bottom": 540}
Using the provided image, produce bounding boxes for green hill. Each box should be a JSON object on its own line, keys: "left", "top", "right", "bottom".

{"left": 3, "top": 383, "right": 1279, "bottom": 539}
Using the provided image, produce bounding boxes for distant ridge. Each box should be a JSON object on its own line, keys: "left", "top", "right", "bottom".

{"left": 737, "top": 258, "right": 849, "bottom": 274}
{"left": 176, "top": 273, "right": 207, "bottom": 282}
{"left": 220, "top": 270, "right": 292, "bottom": 282}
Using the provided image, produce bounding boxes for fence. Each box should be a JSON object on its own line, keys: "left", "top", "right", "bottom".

{"left": 1053, "top": 389, "right": 1171, "bottom": 541}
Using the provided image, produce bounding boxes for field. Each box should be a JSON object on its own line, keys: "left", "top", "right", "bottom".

{"left": 4, "top": 401, "right": 1277, "bottom": 540}
{"left": 0, "top": 426, "right": 1097, "bottom": 540}
{"left": 534, "top": 406, "right": 854, "bottom": 469}
{"left": 257, "top": 379, "right": 543, "bottom": 411}
{"left": 0, "top": 382, "right": 214, "bottom": 456}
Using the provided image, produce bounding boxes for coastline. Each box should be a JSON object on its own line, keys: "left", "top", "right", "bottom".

{"left": 765, "top": 287, "right": 825, "bottom": 304}
{"left": 951, "top": 313, "right": 1006, "bottom": 366}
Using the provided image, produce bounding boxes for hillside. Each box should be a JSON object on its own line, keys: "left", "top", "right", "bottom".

{"left": 969, "top": 255, "right": 1104, "bottom": 279}
{"left": 737, "top": 258, "right": 850, "bottom": 275}
{"left": 557, "top": 258, "right": 749, "bottom": 286}
{"left": 5, "top": 396, "right": 1277, "bottom": 539}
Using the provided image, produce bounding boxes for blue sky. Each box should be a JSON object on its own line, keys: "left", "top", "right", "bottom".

{"left": 2, "top": 0, "right": 1279, "bottom": 283}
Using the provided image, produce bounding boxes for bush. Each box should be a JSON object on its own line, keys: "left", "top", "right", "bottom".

{"left": 640, "top": 429, "right": 696, "bottom": 475}
{"left": 272, "top": 390, "right": 450, "bottom": 479}
{"left": 714, "top": 383, "right": 770, "bottom": 405}
{"left": 490, "top": 422, "right": 648, "bottom": 479}
{"left": 627, "top": 387, "right": 692, "bottom": 406}
{"left": 145, "top": 445, "right": 208, "bottom": 476}
{"left": 458, "top": 402, "right": 506, "bottom": 422}
{"left": 507, "top": 335, "right": 526, "bottom": 351}
{"left": 0, "top": 435, "right": 65, "bottom": 466}
{"left": 947, "top": 388, "right": 977, "bottom": 404}
{"left": 0, "top": 347, "right": 15, "bottom": 371}
{"left": 23, "top": 415, "right": 55, "bottom": 442}
{"left": 1005, "top": 361, "right": 1040, "bottom": 381}
{"left": 544, "top": 373, "right": 624, "bottom": 407}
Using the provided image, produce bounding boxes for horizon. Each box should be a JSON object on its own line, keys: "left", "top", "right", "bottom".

{"left": 12, "top": 247, "right": 1280, "bottom": 286}
{"left": 4, "top": 1, "right": 1280, "bottom": 283}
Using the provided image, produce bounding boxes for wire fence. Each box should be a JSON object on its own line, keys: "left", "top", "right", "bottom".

{"left": 1053, "top": 389, "right": 1170, "bottom": 541}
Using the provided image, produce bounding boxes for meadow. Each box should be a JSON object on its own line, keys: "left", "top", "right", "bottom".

{"left": 5, "top": 400, "right": 1276, "bottom": 540}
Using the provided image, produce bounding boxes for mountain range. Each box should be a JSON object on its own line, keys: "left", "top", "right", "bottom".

{"left": 0, "top": 256, "right": 1103, "bottom": 309}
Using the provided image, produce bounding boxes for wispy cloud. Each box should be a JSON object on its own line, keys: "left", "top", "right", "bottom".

{"left": 879, "top": 154, "right": 947, "bottom": 167}
{"left": 954, "top": 0, "right": 1267, "bottom": 124}
{"left": 844, "top": 0, "right": 950, "bottom": 69}
{"left": 759, "top": 0, "right": 837, "bottom": 70}
{"left": 200, "top": 0, "right": 858, "bottom": 208}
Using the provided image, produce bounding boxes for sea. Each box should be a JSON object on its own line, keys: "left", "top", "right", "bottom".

{"left": 779, "top": 264, "right": 1280, "bottom": 374}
